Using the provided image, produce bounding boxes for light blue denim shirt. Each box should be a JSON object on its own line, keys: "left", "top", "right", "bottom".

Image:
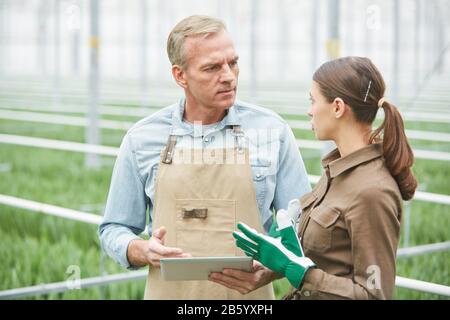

{"left": 98, "top": 99, "right": 311, "bottom": 269}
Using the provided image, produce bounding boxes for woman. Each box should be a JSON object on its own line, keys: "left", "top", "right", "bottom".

{"left": 232, "top": 56, "right": 418, "bottom": 299}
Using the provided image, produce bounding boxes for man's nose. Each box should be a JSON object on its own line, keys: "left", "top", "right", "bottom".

{"left": 220, "top": 65, "right": 235, "bottom": 83}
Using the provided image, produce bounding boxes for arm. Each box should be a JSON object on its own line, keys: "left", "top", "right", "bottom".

{"left": 98, "top": 133, "right": 147, "bottom": 269}
{"left": 299, "top": 187, "right": 401, "bottom": 299}
{"left": 98, "top": 133, "right": 189, "bottom": 269}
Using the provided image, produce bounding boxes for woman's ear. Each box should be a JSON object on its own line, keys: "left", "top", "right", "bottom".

{"left": 333, "top": 98, "right": 347, "bottom": 119}
{"left": 172, "top": 65, "right": 188, "bottom": 88}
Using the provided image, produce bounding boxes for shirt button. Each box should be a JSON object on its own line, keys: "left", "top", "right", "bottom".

{"left": 303, "top": 290, "right": 311, "bottom": 297}
{"left": 204, "top": 137, "right": 209, "bottom": 143}
{"left": 256, "top": 173, "right": 261, "bottom": 179}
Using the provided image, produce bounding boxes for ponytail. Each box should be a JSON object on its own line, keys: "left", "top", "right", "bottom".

{"left": 370, "top": 102, "right": 418, "bottom": 200}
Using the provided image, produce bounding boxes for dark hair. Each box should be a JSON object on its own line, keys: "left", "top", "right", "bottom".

{"left": 313, "top": 56, "right": 417, "bottom": 200}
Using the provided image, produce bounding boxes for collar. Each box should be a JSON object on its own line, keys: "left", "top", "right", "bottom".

{"left": 322, "top": 143, "right": 383, "bottom": 178}
{"left": 171, "top": 98, "right": 241, "bottom": 136}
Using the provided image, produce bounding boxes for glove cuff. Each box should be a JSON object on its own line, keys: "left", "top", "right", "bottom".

{"left": 285, "top": 257, "right": 316, "bottom": 288}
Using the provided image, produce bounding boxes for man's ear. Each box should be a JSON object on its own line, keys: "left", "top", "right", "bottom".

{"left": 172, "top": 65, "right": 188, "bottom": 89}
{"left": 333, "top": 98, "right": 347, "bottom": 119}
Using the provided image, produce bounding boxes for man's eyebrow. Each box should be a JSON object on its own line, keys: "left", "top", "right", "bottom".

{"left": 200, "top": 61, "right": 220, "bottom": 68}
{"left": 201, "top": 56, "right": 239, "bottom": 68}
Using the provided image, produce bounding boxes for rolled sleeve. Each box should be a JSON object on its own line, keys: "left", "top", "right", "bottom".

{"left": 98, "top": 133, "right": 148, "bottom": 269}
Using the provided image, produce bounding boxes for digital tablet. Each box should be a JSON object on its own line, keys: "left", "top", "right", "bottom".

{"left": 160, "top": 256, "right": 253, "bottom": 281}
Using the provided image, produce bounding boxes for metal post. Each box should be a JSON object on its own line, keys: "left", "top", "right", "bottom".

{"left": 433, "top": 2, "right": 439, "bottom": 73}
{"left": 322, "top": 0, "right": 340, "bottom": 157}
{"left": 435, "top": 1, "right": 444, "bottom": 74}
{"left": 118, "top": 0, "right": 125, "bottom": 77}
{"left": 392, "top": 0, "right": 400, "bottom": 103}
{"left": 326, "top": 0, "right": 340, "bottom": 60}
{"left": 345, "top": 0, "right": 353, "bottom": 56}
{"left": 140, "top": 0, "right": 149, "bottom": 108}
{"left": 311, "top": 0, "right": 320, "bottom": 73}
{"left": 68, "top": 1, "right": 81, "bottom": 76}
{"left": 364, "top": 0, "right": 372, "bottom": 57}
{"left": 0, "top": 0, "right": 5, "bottom": 75}
{"left": 249, "top": 0, "right": 258, "bottom": 103}
{"left": 37, "top": 0, "right": 48, "bottom": 76}
{"left": 414, "top": 0, "right": 421, "bottom": 92}
{"left": 53, "top": 0, "right": 61, "bottom": 107}
{"left": 278, "top": 0, "right": 288, "bottom": 81}
{"left": 157, "top": 0, "right": 166, "bottom": 81}
{"left": 86, "top": 0, "right": 100, "bottom": 168}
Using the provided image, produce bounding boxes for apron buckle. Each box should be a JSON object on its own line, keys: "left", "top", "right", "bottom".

{"left": 182, "top": 208, "right": 208, "bottom": 219}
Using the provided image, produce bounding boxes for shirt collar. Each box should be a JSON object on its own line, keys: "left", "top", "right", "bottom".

{"left": 171, "top": 98, "right": 241, "bottom": 136}
{"left": 322, "top": 143, "right": 383, "bottom": 178}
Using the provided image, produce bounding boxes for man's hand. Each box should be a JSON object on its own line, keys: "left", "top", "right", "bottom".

{"left": 208, "top": 260, "right": 281, "bottom": 295}
{"left": 127, "top": 226, "right": 191, "bottom": 268}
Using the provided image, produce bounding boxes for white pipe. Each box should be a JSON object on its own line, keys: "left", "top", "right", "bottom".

{"left": 0, "top": 134, "right": 119, "bottom": 156}
{"left": 307, "top": 174, "right": 450, "bottom": 205}
{"left": 0, "top": 110, "right": 134, "bottom": 130}
{"left": 1, "top": 108, "right": 449, "bottom": 143}
{"left": 296, "top": 140, "right": 450, "bottom": 162}
{"left": 395, "top": 276, "right": 450, "bottom": 297}
{"left": 397, "top": 241, "right": 450, "bottom": 258}
{"left": 1, "top": 110, "right": 449, "bottom": 161}
{"left": 1, "top": 134, "right": 449, "bottom": 206}
{"left": 0, "top": 194, "right": 149, "bottom": 234}
{"left": 287, "top": 119, "right": 450, "bottom": 142}
{"left": 0, "top": 194, "right": 102, "bottom": 225}
{"left": 0, "top": 270, "right": 448, "bottom": 299}
{"left": 0, "top": 270, "right": 148, "bottom": 299}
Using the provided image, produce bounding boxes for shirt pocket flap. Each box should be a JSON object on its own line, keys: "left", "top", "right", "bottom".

{"left": 250, "top": 158, "right": 271, "bottom": 181}
{"left": 310, "top": 205, "right": 340, "bottom": 228}
{"left": 300, "top": 192, "right": 317, "bottom": 210}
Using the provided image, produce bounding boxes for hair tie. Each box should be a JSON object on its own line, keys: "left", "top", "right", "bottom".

{"left": 378, "top": 97, "right": 386, "bottom": 108}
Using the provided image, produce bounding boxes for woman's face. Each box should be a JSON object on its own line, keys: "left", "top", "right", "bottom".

{"left": 308, "top": 81, "right": 337, "bottom": 141}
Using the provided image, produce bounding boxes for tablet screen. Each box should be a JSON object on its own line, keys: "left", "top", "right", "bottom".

{"left": 160, "top": 256, "right": 253, "bottom": 281}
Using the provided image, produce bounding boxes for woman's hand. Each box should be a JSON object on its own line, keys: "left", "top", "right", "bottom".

{"left": 208, "top": 260, "right": 281, "bottom": 295}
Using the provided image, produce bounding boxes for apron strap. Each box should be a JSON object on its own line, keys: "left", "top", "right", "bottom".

{"left": 162, "top": 135, "right": 177, "bottom": 164}
{"left": 232, "top": 125, "right": 245, "bottom": 152}
{"left": 163, "top": 125, "right": 244, "bottom": 164}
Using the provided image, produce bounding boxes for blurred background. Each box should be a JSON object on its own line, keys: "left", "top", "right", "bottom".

{"left": 0, "top": 0, "right": 449, "bottom": 299}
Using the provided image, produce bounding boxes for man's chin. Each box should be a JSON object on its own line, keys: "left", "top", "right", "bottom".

{"left": 217, "top": 97, "right": 236, "bottom": 109}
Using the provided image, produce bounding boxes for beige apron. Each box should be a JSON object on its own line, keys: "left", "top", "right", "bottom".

{"left": 144, "top": 126, "right": 275, "bottom": 300}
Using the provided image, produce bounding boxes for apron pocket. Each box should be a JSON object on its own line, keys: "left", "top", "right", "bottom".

{"left": 175, "top": 199, "right": 236, "bottom": 257}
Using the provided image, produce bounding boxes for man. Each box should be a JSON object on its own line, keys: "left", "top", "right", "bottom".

{"left": 98, "top": 15, "right": 311, "bottom": 300}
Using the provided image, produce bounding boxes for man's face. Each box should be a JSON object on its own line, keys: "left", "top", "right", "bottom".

{"left": 179, "top": 30, "right": 239, "bottom": 112}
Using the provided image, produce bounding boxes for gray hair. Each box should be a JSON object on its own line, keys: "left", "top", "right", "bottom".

{"left": 167, "top": 15, "right": 227, "bottom": 68}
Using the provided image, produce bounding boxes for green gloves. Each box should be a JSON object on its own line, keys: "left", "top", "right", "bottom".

{"left": 233, "top": 222, "right": 315, "bottom": 289}
{"left": 268, "top": 199, "right": 304, "bottom": 256}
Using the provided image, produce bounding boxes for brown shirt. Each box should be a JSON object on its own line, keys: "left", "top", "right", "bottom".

{"left": 287, "top": 144, "right": 402, "bottom": 300}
